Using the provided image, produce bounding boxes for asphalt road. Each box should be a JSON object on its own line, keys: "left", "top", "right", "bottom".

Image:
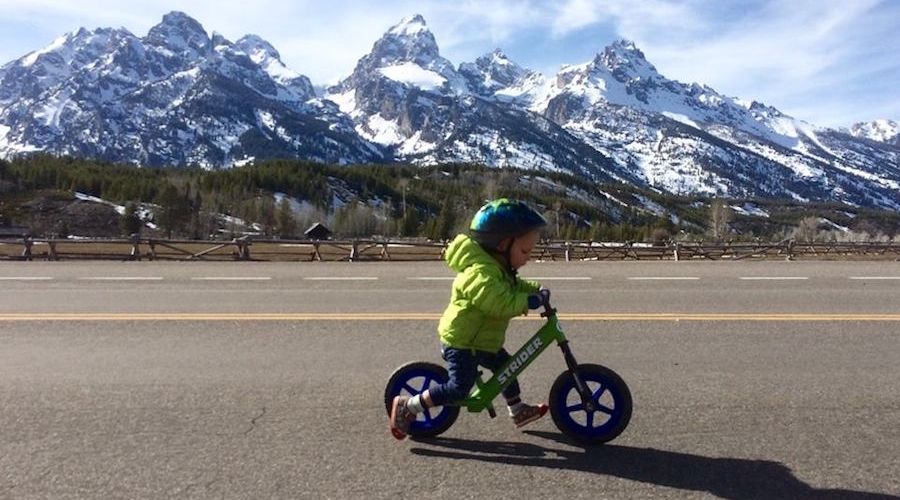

{"left": 2, "top": 260, "right": 899, "bottom": 499}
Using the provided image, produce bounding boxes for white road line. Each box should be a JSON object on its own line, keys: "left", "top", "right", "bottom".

{"left": 627, "top": 277, "right": 701, "bottom": 281}
{"left": 849, "top": 276, "right": 900, "bottom": 280}
{"left": 80, "top": 277, "right": 164, "bottom": 281}
{"left": 739, "top": 277, "right": 809, "bottom": 281}
{"left": 408, "top": 276, "right": 592, "bottom": 281}
{"left": 191, "top": 277, "right": 272, "bottom": 281}
{"left": 303, "top": 277, "right": 379, "bottom": 281}
{"left": 530, "top": 277, "right": 593, "bottom": 281}
{"left": 0, "top": 277, "right": 55, "bottom": 281}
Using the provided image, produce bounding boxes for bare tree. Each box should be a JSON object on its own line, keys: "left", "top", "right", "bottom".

{"left": 794, "top": 216, "right": 821, "bottom": 242}
{"left": 708, "top": 198, "right": 734, "bottom": 241}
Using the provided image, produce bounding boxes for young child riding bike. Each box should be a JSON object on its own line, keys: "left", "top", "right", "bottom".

{"left": 390, "top": 198, "right": 551, "bottom": 440}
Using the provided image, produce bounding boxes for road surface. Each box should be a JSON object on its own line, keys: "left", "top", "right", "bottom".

{"left": 1, "top": 260, "right": 899, "bottom": 499}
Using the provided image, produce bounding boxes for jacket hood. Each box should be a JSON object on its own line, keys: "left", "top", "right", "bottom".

{"left": 445, "top": 234, "right": 497, "bottom": 273}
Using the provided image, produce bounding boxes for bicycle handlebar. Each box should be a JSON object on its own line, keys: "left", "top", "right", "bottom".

{"left": 539, "top": 288, "right": 556, "bottom": 317}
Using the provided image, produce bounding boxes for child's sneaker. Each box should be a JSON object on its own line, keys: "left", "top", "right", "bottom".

{"left": 512, "top": 403, "right": 548, "bottom": 428}
{"left": 389, "top": 395, "right": 415, "bottom": 440}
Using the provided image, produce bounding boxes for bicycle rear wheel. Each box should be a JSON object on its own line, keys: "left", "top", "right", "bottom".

{"left": 549, "top": 363, "right": 632, "bottom": 445}
{"left": 384, "top": 361, "right": 460, "bottom": 438}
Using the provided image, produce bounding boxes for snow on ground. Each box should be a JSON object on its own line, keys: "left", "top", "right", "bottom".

{"left": 731, "top": 203, "right": 770, "bottom": 218}
{"left": 75, "top": 192, "right": 157, "bottom": 230}
{"left": 820, "top": 218, "right": 850, "bottom": 233}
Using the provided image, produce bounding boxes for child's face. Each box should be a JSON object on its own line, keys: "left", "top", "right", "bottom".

{"left": 503, "top": 229, "right": 540, "bottom": 270}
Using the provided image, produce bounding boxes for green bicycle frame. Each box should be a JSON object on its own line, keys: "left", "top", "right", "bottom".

{"left": 455, "top": 304, "right": 590, "bottom": 414}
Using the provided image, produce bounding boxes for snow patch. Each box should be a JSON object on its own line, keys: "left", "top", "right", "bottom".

{"left": 326, "top": 89, "right": 357, "bottom": 115}
{"left": 730, "top": 203, "right": 770, "bottom": 218}
{"left": 379, "top": 63, "right": 446, "bottom": 91}
{"left": 661, "top": 112, "right": 699, "bottom": 129}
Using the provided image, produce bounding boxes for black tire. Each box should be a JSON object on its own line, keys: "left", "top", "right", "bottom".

{"left": 383, "top": 361, "right": 460, "bottom": 439}
{"left": 549, "top": 363, "right": 632, "bottom": 445}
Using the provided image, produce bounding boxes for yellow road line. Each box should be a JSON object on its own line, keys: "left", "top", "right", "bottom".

{"left": 2, "top": 313, "right": 900, "bottom": 322}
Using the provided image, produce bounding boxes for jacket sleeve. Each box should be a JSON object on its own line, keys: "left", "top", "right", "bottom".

{"left": 457, "top": 265, "right": 529, "bottom": 317}
{"left": 516, "top": 278, "right": 541, "bottom": 294}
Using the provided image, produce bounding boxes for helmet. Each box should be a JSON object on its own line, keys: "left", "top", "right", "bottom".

{"left": 468, "top": 198, "right": 547, "bottom": 250}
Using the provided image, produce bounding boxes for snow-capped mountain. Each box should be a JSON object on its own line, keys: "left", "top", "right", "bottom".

{"left": 531, "top": 40, "right": 900, "bottom": 208}
{"left": 324, "top": 15, "right": 623, "bottom": 182}
{"left": 0, "top": 12, "right": 382, "bottom": 167}
{"left": 1, "top": 12, "right": 899, "bottom": 210}
{"left": 849, "top": 119, "right": 899, "bottom": 146}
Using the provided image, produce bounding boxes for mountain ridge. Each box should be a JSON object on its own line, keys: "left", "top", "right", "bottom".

{"left": 1, "top": 11, "right": 898, "bottom": 211}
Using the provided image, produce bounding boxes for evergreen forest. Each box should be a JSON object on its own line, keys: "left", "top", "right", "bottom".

{"left": 1, "top": 155, "right": 899, "bottom": 243}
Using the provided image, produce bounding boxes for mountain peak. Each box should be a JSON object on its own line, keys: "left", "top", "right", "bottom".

{"left": 328, "top": 14, "right": 459, "bottom": 95}
{"left": 461, "top": 49, "right": 536, "bottom": 90}
{"left": 484, "top": 48, "right": 510, "bottom": 64}
{"left": 597, "top": 39, "right": 658, "bottom": 81}
{"left": 608, "top": 39, "right": 644, "bottom": 56}
{"left": 370, "top": 14, "right": 440, "bottom": 67}
{"left": 145, "top": 11, "right": 210, "bottom": 54}
{"left": 850, "top": 119, "right": 900, "bottom": 144}
{"left": 388, "top": 14, "right": 429, "bottom": 37}
{"left": 456, "top": 48, "right": 545, "bottom": 104}
{"left": 236, "top": 34, "right": 281, "bottom": 62}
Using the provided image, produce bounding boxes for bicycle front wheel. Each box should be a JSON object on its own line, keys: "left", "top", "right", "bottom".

{"left": 384, "top": 361, "right": 460, "bottom": 439}
{"left": 549, "top": 363, "right": 632, "bottom": 445}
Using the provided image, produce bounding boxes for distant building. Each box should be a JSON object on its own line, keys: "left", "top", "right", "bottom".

{"left": 304, "top": 222, "right": 332, "bottom": 240}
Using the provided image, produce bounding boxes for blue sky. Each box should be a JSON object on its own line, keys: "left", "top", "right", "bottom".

{"left": 0, "top": 0, "right": 897, "bottom": 128}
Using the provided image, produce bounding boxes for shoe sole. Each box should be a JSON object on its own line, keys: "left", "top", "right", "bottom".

{"left": 390, "top": 426, "right": 408, "bottom": 440}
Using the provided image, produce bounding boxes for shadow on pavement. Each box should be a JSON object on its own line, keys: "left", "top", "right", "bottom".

{"left": 409, "top": 431, "right": 898, "bottom": 500}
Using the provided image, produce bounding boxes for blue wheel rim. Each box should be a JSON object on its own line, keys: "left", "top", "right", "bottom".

{"left": 553, "top": 373, "right": 626, "bottom": 439}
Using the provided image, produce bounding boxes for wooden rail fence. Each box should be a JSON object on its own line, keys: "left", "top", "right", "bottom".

{"left": 2, "top": 236, "right": 900, "bottom": 262}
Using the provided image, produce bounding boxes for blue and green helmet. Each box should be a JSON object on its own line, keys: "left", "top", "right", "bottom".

{"left": 468, "top": 198, "right": 547, "bottom": 249}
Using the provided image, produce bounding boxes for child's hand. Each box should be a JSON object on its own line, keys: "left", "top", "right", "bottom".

{"left": 528, "top": 287, "right": 551, "bottom": 309}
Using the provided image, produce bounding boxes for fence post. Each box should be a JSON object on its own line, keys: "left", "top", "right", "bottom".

{"left": 349, "top": 240, "right": 359, "bottom": 262}
{"left": 674, "top": 242, "right": 681, "bottom": 261}
{"left": 130, "top": 234, "right": 141, "bottom": 261}
{"left": 21, "top": 237, "right": 33, "bottom": 261}
{"left": 565, "top": 242, "right": 572, "bottom": 262}
{"left": 233, "top": 236, "right": 251, "bottom": 260}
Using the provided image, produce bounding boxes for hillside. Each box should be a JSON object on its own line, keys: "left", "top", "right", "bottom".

{"left": 2, "top": 156, "right": 899, "bottom": 243}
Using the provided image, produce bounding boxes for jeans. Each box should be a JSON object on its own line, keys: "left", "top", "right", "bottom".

{"left": 427, "top": 344, "right": 521, "bottom": 407}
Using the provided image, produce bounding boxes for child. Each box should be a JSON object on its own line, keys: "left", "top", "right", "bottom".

{"left": 390, "top": 198, "right": 550, "bottom": 440}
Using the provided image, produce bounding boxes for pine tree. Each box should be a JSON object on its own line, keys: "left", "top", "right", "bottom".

{"left": 154, "top": 184, "right": 191, "bottom": 238}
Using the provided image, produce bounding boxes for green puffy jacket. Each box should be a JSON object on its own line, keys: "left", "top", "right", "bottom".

{"left": 437, "top": 234, "right": 541, "bottom": 353}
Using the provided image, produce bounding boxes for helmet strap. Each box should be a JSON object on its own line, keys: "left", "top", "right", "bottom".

{"left": 503, "top": 238, "right": 519, "bottom": 283}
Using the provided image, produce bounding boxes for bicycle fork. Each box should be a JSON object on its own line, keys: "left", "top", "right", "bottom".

{"left": 557, "top": 339, "right": 598, "bottom": 412}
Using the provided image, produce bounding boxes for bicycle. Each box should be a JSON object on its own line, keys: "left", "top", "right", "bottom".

{"left": 384, "top": 293, "right": 632, "bottom": 445}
